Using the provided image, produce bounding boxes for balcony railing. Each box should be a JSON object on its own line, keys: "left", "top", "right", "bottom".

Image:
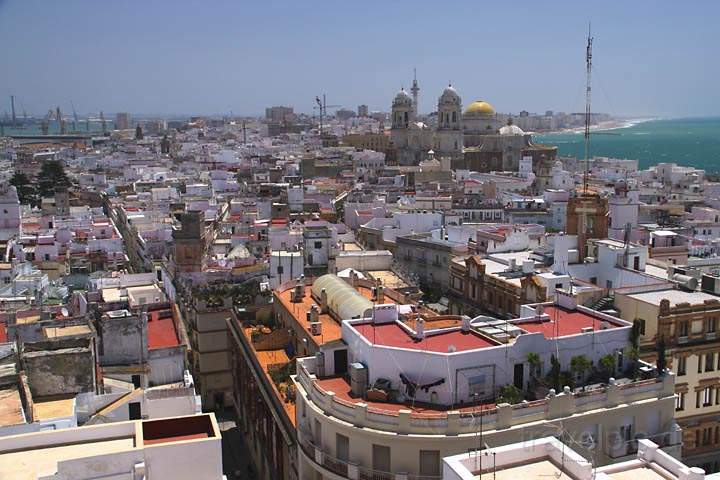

{"left": 294, "top": 357, "right": 677, "bottom": 437}
{"left": 298, "top": 431, "right": 440, "bottom": 480}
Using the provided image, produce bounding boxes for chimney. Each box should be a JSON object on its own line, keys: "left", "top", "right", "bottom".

{"left": 415, "top": 317, "right": 425, "bottom": 340}
{"left": 536, "top": 304, "right": 544, "bottom": 317}
{"left": 320, "top": 288, "right": 328, "bottom": 313}
{"left": 308, "top": 304, "right": 319, "bottom": 323}
{"left": 461, "top": 316, "right": 471, "bottom": 332}
{"left": 377, "top": 285, "right": 384, "bottom": 303}
{"left": 508, "top": 258, "right": 517, "bottom": 272}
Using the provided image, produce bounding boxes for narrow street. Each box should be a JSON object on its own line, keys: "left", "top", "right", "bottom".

{"left": 217, "top": 410, "right": 256, "bottom": 480}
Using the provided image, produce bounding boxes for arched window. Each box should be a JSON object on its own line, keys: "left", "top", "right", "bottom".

{"left": 404, "top": 112, "right": 408, "bottom": 124}
{"left": 452, "top": 111, "right": 457, "bottom": 123}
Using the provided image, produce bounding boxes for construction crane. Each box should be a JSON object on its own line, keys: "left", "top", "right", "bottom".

{"left": 313, "top": 94, "right": 340, "bottom": 136}
{"left": 40, "top": 109, "right": 54, "bottom": 135}
{"left": 56, "top": 106, "right": 66, "bottom": 134}
{"left": 71, "top": 101, "right": 79, "bottom": 132}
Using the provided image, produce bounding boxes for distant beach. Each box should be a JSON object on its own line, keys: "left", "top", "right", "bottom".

{"left": 535, "top": 117, "right": 720, "bottom": 171}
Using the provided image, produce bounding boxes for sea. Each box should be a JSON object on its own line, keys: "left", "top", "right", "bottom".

{"left": 535, "top": 117, "right": 720, "bottom": 172}
{"left": 0, "top": 119, "right": 114, "bottom": 136}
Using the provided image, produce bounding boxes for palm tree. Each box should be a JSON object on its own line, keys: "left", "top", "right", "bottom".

{"left": 570, "top": 355, "right": 591, "bottom": 385}
{"left": 527, "top": 352, "right": 541, "bottom": 379}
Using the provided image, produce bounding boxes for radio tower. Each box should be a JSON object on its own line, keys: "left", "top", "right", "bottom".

{"left": 411, "top": 68, "right": 420, "bottom": 119}
{"left": 583, "top": 24, "right": 593, "bottom": 194}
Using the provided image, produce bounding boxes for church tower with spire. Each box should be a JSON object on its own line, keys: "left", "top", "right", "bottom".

{"left": 434, "top": 84, "right": 463, "bottom": 160}
{"left": 410, "top": 68, "right": 420, "bottom": 119}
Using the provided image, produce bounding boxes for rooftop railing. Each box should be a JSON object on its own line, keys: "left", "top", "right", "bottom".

{"left": 295, "top": 356, "right": 675, "bottom": 437}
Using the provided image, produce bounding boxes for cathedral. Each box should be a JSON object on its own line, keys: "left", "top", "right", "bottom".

{"left": 389, "top": 78, "right": 557, "bottom": 183}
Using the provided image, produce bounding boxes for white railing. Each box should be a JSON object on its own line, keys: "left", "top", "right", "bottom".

{"left": 295, "top": 358, "right": 675, "bottom": 436}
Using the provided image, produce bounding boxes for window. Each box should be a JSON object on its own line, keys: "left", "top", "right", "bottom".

{"left": 336, "top": 434, "right": 349, "bottom": 462}
{"left": 704, "top": 387, "right": 713, "bottom": 407}
{"left": 706, "top": 353, "right": 716, "bottom": 372}
{"left": 372, "top": 444, "right": 391, "bottom": 473}
{"left": 277, "top": 266, "right": 284, "bottom": 275}
{"left": 677, "top": 357, "right": 687, "bottom": 376}
{"left": 709, "top": 318, "right": 717, "bottom": 334}
{"left": 676, "top": 392, "right": 685, "bottom": 411}
{"left": 679, "top": 321, "right": 689, "bottom": 337}
{"left": 703, "top": 427, "right": 712, "bottom": 446}
{"left": 635, "top": 319, "right": 646, "bottom": 336}
{"left": 419, "top": 450, "right": 440, "bottom": 476}
{"left": 314, "top": 241, "right": 322, "bottom": 249}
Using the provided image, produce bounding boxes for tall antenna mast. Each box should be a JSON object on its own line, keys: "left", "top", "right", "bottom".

{"left": 411, "top": 68, "right": 419, "bottom": 118}
{"left": 583, "top": 23, "right": 593, "bottom": 194}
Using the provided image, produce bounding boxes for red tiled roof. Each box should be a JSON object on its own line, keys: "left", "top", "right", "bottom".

{"left": 353, "top": 322, "right": 498, "bottom": 353}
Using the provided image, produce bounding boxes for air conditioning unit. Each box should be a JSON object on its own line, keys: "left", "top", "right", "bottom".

{"left": 310, "top": 322, "right": 322, "bottom": 336}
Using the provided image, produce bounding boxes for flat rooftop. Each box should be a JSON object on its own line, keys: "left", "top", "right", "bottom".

{"left": 147, "top": 309, "right": 180, "bottom": 349}
{"left": 0, "top": 388, "right": 25, "bottom": 427}
{"left": 605, "top": 466, "right": 672, "bottom": 480}
{"left": 353, "top": 322, "right": 499, "bottom": 352}
{"left": 0, "top": 436, "right": 136, "bottom": 480}
{"left": 33, "top": 395, "right": 76, "bottom": 421}
{"left": 516, "top": 306, "right": 623, "bottom": 338}
{"left": 276, "top": 286, "right": 343, "bottom": 345}
{"left": 627, "top": 289, "right": 720, "bottom": 307}
{"left": 480, "top": 459, "right": 575, "bottom": 480}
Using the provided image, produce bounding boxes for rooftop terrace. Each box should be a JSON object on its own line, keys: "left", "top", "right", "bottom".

{"left": 514, "top": 306, "right": 624, "bottom": 339}
{"left": 353, "top": 322, "right": 499, "bottom": 352}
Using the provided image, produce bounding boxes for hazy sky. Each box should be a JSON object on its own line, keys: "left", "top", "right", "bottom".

{"left": 1, "top": 0, "right": 718, "bottom": 118}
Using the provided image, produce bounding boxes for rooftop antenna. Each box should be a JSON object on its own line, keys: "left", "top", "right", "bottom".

{"left": 583, "top": 23, "right": 593, "bottom": 195}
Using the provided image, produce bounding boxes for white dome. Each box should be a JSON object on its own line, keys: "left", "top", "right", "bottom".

{"left": 394, "top": 88, "right": 412, "bottom": 103}
{"left": 499, "top": 124, "right": 525, "bottom": 135}
{"left": 441, "top": 84, "right": 459, "bottom": 99}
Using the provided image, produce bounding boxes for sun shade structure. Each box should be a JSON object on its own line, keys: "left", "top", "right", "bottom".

{"left": 311, "top": 274, "right": 373, "bottom": 321}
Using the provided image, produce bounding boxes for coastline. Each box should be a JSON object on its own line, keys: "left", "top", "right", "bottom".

{"left": 536, "top": 117, "right": 657, "bottom": 136}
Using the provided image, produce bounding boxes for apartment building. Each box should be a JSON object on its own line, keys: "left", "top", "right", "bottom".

{"left": 614, "top": 287, "right": 720, "bottom": 472}
{"left": 293, "top": 292, "right": 681, "bottom": 480}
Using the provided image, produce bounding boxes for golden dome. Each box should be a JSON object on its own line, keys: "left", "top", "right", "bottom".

{"left": 464, "top": 100, "right": 495, "bottom": 116}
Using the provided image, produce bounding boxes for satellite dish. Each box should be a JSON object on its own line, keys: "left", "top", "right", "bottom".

{"left": 61, "top": 307, "right": 69, "bottom": 317}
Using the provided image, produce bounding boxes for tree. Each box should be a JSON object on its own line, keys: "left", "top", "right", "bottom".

{"left": 497, "top": 385, "right": 524, "bottom": 405}
{"left": 527, "top": 352, "right": 542, "bottom": 379}
{"left": 599, "top": 354, "right": 616, "bottom": 381}
{"left": 548, "top": 354, "right": 561, "bottom": 391}
{"left": 9, "top": 171, "right": 37, "bottom": 206}
{"left": 570, "top": 355, "right": 591, "bottom": 384}
{"left": 37, "top": 160, "right": 71, "bottom": 198}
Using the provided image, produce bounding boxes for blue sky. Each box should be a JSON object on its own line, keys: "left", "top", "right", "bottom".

{"left": 1, "top": 0, "right": 718, "bottom": 117}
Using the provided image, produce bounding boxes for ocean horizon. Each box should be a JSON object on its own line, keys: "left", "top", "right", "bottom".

{"left": 536, "top": 116, "right": 720, "bottom": 172}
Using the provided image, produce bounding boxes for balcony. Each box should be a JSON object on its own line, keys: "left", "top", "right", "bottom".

{"left": 298, "top": 430, "right": 440, "bottom": 480}
{"left": 294, "top": 356, "right": 677, "bottom": 437}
